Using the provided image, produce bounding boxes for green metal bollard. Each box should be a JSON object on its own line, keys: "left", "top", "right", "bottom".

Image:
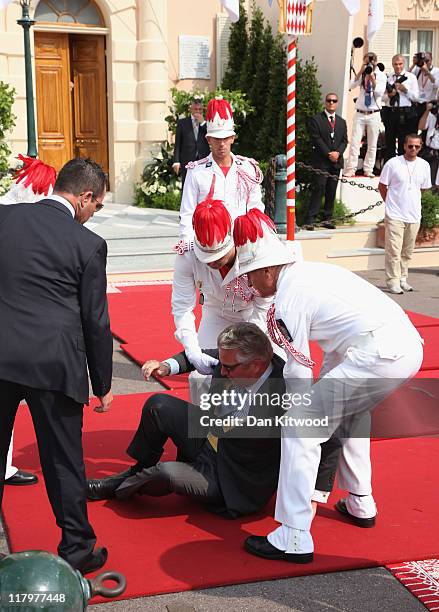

{"left": 273, "top": 154, "right": 287, "bottom": 234}
{"left": 0, "top": 550, "right": 126, "bottom": 611}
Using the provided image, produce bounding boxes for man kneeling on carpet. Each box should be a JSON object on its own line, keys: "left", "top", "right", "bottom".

{"left": 87, "top": 323, "right": 341, "bottom": 519}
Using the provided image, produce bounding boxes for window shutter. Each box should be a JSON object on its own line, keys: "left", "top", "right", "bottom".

{"left": 216, "top": 13, "right": 232, "bottom": 87}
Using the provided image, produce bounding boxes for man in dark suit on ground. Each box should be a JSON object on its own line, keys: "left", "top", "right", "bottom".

{"left": 87, "top": 323, "right": 340, "bottom": 520}
{"left": 0, "top": 158, "right": 113, "bottom": 574}
{"left": 304, "top": 93, "right": 348, "bottom": 230}
{"left": 172, "top": 97, "right": 210, "bottom": 186}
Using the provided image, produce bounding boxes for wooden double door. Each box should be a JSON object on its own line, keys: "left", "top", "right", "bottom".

{"left": 35, "top": 32, "right": 109, "bottom": 178}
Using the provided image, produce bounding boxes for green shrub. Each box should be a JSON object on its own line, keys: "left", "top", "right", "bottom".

{"left": 135, "top": 142, "right": 181, "bottom": 208}
{"left": 0, "top": 173, "right": 13, "bottom": 196}
{"left": 0, "top": 81, "right": 16, "bottom": 174}
{"left": 420, "top": 190, "right": 439, "bottom": 231}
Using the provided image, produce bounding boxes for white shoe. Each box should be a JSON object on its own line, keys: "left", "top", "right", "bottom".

{"left": 387, "top": 283, "right": 403, "bottom": 294}
{"left": 343, "top": 172, "right": 355, "bottom": 178}
{"left": 400, "top": 279, "right": 413, "bottom": 292}
{"left": 364, "top": 172, "right": 375, "bottom": 179}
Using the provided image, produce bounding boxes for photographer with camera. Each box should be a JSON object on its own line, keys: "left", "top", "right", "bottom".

{"left": 382, "top": 54, "right": 419, "bottom": 162}
{"left": 410, "top": 52, "right": 439, "bottom": 112}
{"left": 418, "top": 99, "right": 439, "bottom": 186}
{"left": 344, "top": 52, "right": 387, "bottom": 179}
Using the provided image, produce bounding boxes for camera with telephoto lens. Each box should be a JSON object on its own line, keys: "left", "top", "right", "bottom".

{"left": 415, "top": 52, "right": 427, "bottom": 68}
{"left": 430, "top": 101, "right": 439, "bottom": 116}
{"left": 363, "top": 54, "right": 376, "bottom": 75}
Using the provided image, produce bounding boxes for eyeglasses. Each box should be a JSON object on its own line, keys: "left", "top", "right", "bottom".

{"left": 326, "top": 99, "right": 338, "bottom": 103}
{"left": 407, "top": 144, "right": 421, "bottom": 150}
{"left": 92, "top": 195, "right": 105, "bottom": 210}
{"left": 220, "top": 360, "right": 248, "bottom": 373}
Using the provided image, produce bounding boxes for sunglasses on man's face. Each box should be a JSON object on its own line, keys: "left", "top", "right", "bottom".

{"left": 326, "top": 99, "right": 338, "bottom": 103}
{"left": 407, "top": 144, "right": 421, "bottom": 149}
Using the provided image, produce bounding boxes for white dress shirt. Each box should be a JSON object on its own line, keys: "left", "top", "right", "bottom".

{"left": 350, "top": 70, "right": 387, "bottom": 111}
{"left": 383, "top": 71, "right": 419, "bottom": 107}
{"left": 411, "top": 65, "right": 439, "bottom": 102}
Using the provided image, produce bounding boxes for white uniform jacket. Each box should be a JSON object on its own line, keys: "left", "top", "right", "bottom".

{"left": 273, "top": 262, "right": 413, "bottom": 381}
{"left": 179, "top": 152, "right": 264, "bottom": 242}
{"left": 172, "top": 251, "right": 272, "bottom": 353}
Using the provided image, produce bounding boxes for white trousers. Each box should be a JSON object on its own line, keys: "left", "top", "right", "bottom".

{"left": 345, "top": 111, "right": 381, "bottom": 175}
{"left": 273, "top": 320, "right": 423, "bottom": 533}
{"left": 6, "top": 432, "right": 17, "bottom": 480}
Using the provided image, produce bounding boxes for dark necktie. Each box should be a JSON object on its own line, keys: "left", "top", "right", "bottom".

{"left": 328, "top": 115, "right": 335, "bottom": 131}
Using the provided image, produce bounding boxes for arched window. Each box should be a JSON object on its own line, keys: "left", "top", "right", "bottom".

{"left": 35, "top": 0, "right": 104, "bottom": 27}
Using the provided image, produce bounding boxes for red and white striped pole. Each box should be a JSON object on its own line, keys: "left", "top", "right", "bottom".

{"left": 286, "top": 35, "right": 296, "bottom": 241}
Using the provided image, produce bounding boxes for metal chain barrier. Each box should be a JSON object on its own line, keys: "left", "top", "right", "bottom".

{"left": 296, "top": 161, "right": 383, "bottom": 228}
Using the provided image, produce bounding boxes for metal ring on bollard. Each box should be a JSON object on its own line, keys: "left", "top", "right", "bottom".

{"left": 89, "top": 570, "right": 127, "bottom": 598}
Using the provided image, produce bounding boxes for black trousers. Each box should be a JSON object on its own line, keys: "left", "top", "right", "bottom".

{"left": 0, "top": 381, "right": 96, "bottom": 568}
{"left": 126, "top": 394, "right": 341, "bottom": 503}
{"left": 126, "top": 394, "right": 223, "bottom": 504}
{"left": 307, "top": 168, "right": 340, "bottom": 224}
{"left": 381, "top": 106, "right": 418, "bottom": 161}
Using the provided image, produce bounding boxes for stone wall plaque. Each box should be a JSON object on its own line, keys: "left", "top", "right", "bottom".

{"left": 179, "top": 35, "right": 211, "bottom": 80}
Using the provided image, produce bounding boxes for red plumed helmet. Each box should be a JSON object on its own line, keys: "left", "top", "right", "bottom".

{"left": 193, "top": 198, "right": 232, "bottom": 247}
{"left": 206, "top": 96, "right": 235, "bottom": 138}
{"left": 233, "top": 209, "right": 276, "bottom": 247}
{"left": 14, "top": 154, "right": 57, "bottom": 196}
{"left": 206, "top": 97, "right": 233, "bottom": 122}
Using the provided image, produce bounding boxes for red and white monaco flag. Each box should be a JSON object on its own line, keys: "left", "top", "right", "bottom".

{"left": 220, "top": 0, "right": 239, "bottom": 23}
{"left": 367, "top": 0, "right": 384, "bottom": 42}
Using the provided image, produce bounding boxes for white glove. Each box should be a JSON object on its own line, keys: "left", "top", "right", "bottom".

{"left": 186, "top": 349, "right": 219, "bottom": 375}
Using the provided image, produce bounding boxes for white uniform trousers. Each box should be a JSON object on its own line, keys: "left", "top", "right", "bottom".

{"left": 272, "top": 320, "right": 423, "bottom": 536}
{"left": 188, "top": 311, "right": 233, "bottom": 406}
{"left": 345, "top": 111, "right": 381, "bottom": 175}
{"left": 5, "top": 432, "right": 17, "bottom": 480}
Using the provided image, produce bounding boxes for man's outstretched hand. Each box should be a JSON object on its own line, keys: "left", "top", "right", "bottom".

{"left": 142, "top": 360, "right": 171, "bottom": 381}
{"left": 95, "top": 389, "right": 113, "bottom": 413}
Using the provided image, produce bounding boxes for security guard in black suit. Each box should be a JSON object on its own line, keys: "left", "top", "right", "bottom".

{"left": 305, "top": 93, "right": 348, "bottom": 229}
{"left": 0, "top": 158, "right": 113, "bottom": 574}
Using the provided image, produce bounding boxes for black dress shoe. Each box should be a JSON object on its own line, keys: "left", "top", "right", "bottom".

{"left": 244, "top": 536, "right": 313, "bottom": 564}
{"left": 87, "top": 467, "right": 136, "bottom": 501}
{"left": 321, "top": 222, "right": 336, "bottom": 229}
{"left": 335, "top": 499, "right": 376, "bottom": 528}
{"left": 4, "top": 470, "right": 38, "bottom": 486}
{"left": 76, "top": 547, "right": 108, "bottom": 575}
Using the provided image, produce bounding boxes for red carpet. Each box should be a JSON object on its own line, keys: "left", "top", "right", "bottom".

{"left": 387, "top": 559, "right": 439, "bottom": 610}
{"left": 3, "top": 393, "right": 439, "bottom": 604}
{"left": 107, "top": 284, "right": 201, "bottom": 389}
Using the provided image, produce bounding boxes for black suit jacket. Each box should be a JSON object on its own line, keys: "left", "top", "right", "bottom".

{"left": 173, "top": 116, "right": 210, "bottom": 170}
{"left": 0, "top": 199, "right": 113, "bottom": 404}
{"left": 173, "top": 350, "right": 285, "bottom": 517}
{"left": 309, "top": 111, "right": 348, "bottom": 171}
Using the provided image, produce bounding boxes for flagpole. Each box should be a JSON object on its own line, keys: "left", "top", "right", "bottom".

{"left": 286, "top": 34, "right": 296, "bottom": 241}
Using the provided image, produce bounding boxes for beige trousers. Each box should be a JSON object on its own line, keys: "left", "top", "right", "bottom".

{"left": 385, "top": 216, "right": 420, "bottom": 285}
